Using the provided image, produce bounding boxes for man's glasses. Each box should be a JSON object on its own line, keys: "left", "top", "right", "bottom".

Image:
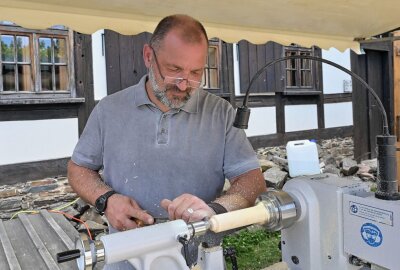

{"left": 150, "top": 46, "right": 203, "bottom": 89}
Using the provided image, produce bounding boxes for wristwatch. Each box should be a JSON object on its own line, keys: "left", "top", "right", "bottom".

{"left": 94, "top": 190, "right": 116, "bottom": 214}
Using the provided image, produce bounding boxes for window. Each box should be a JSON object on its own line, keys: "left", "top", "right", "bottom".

{"left": 284, "top": 45, "right": 318, "bottom": 94}
{"left": 202, "top": 40, "right": 220, "bottom": 89}
{"left": 2, "top": 34, "right": 32, "bottom": 92}
{"left": 0, "top": 25, "right": 75, "bottom": 100}
{"left": 38, "top": 37, "right": 69, "bottom": 91}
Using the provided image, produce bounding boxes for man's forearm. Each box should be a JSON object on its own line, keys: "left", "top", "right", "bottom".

{"left": 67, "top": 160, "right": 112, "bottom": 205}
{"left": 214, "top": 168, "right": 266, "bottom": 212}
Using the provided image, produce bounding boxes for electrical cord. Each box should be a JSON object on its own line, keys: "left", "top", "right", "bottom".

{"left": 9, "top": 198, "right": 93, "bottom": 240}
{"left": 53, "top": 198, "right": 80, "bottom": 211}
{"left": 49, "top": 210, "right": 93, "bottom": 240}
{"left": 9, "top": 198, "right": 79, "bottom": 219}
{"left": 10, "top": 210, "right": 39, "bottom": 219}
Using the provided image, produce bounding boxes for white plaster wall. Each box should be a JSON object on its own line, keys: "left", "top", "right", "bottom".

{"left": 233, "top": 43, "right": 242, "bottom": 96}
{"left": 0, "top": 118, "right": 79, "bottom": 165}
{"left": 233, "top": 44, "right": 277, "bottom": 137}
{"left": 324, "top": 102, "right": 353, "bottom": 128}
{"left": 285, "top": 105, "right": 318, "bottom": 132}
{"left": 92, "top": 30, "right": 108, "bottom": 101}
{"left": 322, "top": 48, "right": 352, "bottom": 94}
{"left": 244, "top": 107, "right": 277, "bottom": 137}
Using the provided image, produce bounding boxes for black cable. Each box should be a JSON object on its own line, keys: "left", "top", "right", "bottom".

{"left": 236, "top": 55, "right": 390, "bottom": 136}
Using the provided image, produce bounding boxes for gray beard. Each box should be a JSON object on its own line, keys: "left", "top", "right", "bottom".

{"left": 148, "top": 68, "right": 192, "bottom": 109}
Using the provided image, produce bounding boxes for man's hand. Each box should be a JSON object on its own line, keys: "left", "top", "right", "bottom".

{"left": 105, "top": 194, "right": 154, "bottom": 231}
{"left": 160, "top": 169, "right": 266, "bottom": 224}
{"left": 161, "top": 194, "right": 215, "bottom": 223}
{"left": 68, "top": 161, "right": 155, "bottom": 231}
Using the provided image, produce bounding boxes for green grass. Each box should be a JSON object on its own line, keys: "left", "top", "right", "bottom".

{"left": 222, "top": 229, "right": 281, "bottom": 270}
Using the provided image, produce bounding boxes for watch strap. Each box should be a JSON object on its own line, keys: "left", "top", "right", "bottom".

{"left": 95, "top": 190, "right": 116, "bottom": 213}
{"left": 208, "top": 202, "right": 228, "bottom": 215}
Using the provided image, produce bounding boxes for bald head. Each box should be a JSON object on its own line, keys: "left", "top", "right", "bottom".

{"left": 150, "top": 14, "right": 209, "bottom": 51}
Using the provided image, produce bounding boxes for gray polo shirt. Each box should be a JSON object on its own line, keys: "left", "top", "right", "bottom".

{"left": 72, "top": 75, "right": 259, "bottom": 219}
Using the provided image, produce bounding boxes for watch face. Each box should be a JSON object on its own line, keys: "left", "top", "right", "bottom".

{"left": 95, "top": 191, "right": 115, "bottom": 213}
{"left": 96, "top": 196, "right": 106, "bottom": 212}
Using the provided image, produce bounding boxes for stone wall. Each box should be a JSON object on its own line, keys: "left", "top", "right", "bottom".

{"left": 0, "top": 177, "right": 77, "bottom": 219}
{"left": 257, "top": 137, "right": 377, "bottom": 190}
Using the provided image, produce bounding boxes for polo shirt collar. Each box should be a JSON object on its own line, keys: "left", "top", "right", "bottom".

{"left": 134, "top": 75, "right": 199, "bottom": 114}
{"left": 134, "top": 75, "right": 153, "bottom": 107}
{"left": 180, "top": 88, "right": 199, "bottom": 114}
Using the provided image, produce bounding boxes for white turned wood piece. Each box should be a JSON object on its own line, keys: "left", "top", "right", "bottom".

{"left": 209, "top": 203, "right": 269, "bottom": 233}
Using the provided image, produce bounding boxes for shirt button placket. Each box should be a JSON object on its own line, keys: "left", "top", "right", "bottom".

{"left": 157, "top": 114, "right": 169, "bottom": 144}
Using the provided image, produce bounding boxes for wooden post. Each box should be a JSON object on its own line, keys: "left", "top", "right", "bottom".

{"left": 392, "top": 33, "right": 400, "bottom": 187}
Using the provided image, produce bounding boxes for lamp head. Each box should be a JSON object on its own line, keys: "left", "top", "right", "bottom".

{"left": 233, "top": 107, "right": 251, "bottom": 129}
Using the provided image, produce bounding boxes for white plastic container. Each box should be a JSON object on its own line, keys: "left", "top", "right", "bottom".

{"left": 286, "top": 139, "right": 320, "bottom": 177}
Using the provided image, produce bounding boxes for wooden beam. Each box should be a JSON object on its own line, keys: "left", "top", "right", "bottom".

{"left": 235, "top": 92, "right": 352, "bottom": 109}
{"left": 104, "top": 30, "right": 121, "bottom": 95}
{"left": 323, "top": 93, "right": 352, "bottom": 103}
{"left": 0, "top": 103, "right": 78, "bottom": 121}
{"left": 0, "top": 158, "right": 69, "bottom": 185}
{"left": 351, "top": 51, "right": 370, "bottom": 162}
{"left": 74, "top": 32, "right": 95, "bottom": 135}
{"left": 393, "top": 40, "right": 400, "bottom": 187}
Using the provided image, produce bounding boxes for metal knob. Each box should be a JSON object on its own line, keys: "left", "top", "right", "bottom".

{"left": 57, "top": 249, "right": 81, "bottom": 263}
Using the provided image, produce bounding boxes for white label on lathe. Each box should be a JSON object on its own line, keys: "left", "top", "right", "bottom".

{"left": 349, "top": 201, "right": 393, "bottom": 226}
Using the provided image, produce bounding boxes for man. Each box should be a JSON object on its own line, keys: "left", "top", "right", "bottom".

{"left": 68, "top": 14, "right": 266, "bottom": 269}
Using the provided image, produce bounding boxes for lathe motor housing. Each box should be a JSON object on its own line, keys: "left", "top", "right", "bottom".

{"left": 282, "top": 173, "right": 400, "bottom": 270}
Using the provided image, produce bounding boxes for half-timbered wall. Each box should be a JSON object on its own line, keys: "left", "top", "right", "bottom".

{"left": 235, "top": 41, "right": 353, "bottom": 148}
